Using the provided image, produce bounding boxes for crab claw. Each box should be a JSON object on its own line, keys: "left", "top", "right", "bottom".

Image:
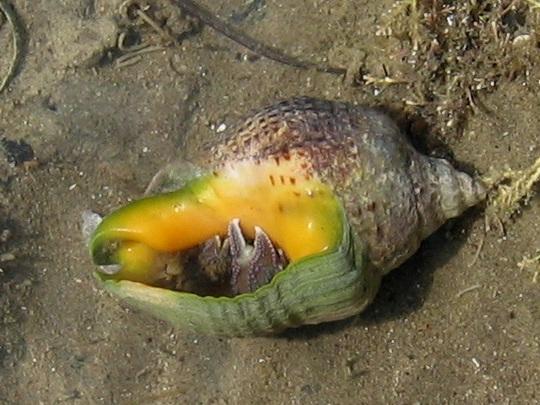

{"left": 228, "top": 219, "right": 287, "bottom": 294}
{"left": 198, "top": 235, "right": 231, "bottom": 283}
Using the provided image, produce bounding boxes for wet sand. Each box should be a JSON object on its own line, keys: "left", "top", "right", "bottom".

{"left": 0, "top": 1, "right": 538, "bottom": 403}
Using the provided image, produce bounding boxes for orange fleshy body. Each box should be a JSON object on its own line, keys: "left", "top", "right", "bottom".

{"left": 90, "top": 155, "right": 342, "bottom": 284}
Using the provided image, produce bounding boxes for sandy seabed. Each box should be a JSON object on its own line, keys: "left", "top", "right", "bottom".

{"left": 0, "top": 1, "right": 538, "bottom": 403}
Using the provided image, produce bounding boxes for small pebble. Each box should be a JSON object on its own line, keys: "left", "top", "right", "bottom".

{"left": 0, "top": 229, "right": 11, "bottom": 243}
{"left": 0, "top": 252, "right": 15, "bottom": 262}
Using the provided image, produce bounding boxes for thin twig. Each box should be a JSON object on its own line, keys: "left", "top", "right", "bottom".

{"left": 0, "top": 0, "right": 23, "bottom": 93}
{"left": 517, "top": 253, "right": 540, "bottom": 283}
{"left": 468, "top": 233, "right": 485, "bottom": 268}
{"left": 501, "top": 0, "right": 520, "bottom": 17}
{"left": 524, "top": 0, "right": 540, "bottom": 11}
{"left": 363, "top": 73, "right": 408, "bottom": 86}
{"left": 456, "top": 284, "right": 481, "bottom": 298}
{"left": 115, "top": 54, "right": 143, "bottom": 68}
{"left": 135, "top": 7, "right": 176, "bottom": 44}
{"left": 172, "top": 0, "right": 346, "bottom": 75}
{"left": 118, "top": 31, "right": 149, "bottom": 52}
{"left": 115, "top": 45, "right": 165, "bottom": 68}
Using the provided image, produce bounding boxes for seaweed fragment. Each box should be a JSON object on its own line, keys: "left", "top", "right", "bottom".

{"left": 370, "top": 0, "right": 540, "bottom": 136}
{"left": 0, "top": 0, "right": 24, "bottom": 93}
{"left": 484, "top": 156, "right": 540, "bottom": 223}
{"left": 173, "top": 0, "right": 346, "bottom": 74}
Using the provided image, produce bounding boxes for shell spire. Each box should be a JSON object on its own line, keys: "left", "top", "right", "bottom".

{"left": 415, "top": 156, "right": 487, "bottom": 240}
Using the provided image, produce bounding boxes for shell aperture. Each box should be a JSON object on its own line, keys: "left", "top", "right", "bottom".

{"left": 90, "top": 155, "right": 345, "bottom": 298}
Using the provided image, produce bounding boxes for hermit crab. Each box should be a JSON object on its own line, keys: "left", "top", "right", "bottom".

{"left": 88, "top": 97, "right": 487, "bottom": 336}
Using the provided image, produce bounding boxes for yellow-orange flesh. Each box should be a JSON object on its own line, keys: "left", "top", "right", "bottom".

{"left": 90, "top": 156, "right": 343, "bottom": 285}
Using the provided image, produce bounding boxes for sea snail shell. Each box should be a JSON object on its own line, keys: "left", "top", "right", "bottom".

{"left": 88, "top": 97, "right": 486, "bottom": 336}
